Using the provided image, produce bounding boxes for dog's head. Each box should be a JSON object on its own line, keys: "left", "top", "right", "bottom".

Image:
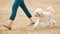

{"left": 34, "top": 8, "right": 43, "bottom": 17}
{"left": 47, "top": 6, "right": 54, "bottom": 13}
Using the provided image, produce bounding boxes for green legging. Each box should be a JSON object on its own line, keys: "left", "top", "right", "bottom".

{"left": 10, "top": 0, "right": 32, "bottom": 20}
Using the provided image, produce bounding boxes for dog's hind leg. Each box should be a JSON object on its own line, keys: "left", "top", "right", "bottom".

{"left": 43, "top": 21, "right": 50, "bottom": 27}
{"left": 51, "top": 19, "right": 56, "bottom": 25}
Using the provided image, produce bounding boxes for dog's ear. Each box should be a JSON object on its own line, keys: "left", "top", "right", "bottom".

{"left": 34, "top": 8, "right": 43, "bottom": 14}
{"left": 34, "top": 8, "right": 39, "bottom": 13}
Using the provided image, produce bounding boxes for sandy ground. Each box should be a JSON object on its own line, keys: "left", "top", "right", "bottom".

{"left": 0, "top": 0, "right": 60, "bottom": 34}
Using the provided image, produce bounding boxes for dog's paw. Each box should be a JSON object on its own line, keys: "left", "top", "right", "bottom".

{"left": 43, "top": 24, "right": 49, "bottom": 27}
{"left": 34, "top": 25, "right": 38, "bottom": 29}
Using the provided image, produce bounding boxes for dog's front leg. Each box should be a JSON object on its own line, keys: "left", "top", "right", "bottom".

{"left": 34, "top": 19, "right": 40, "bottom": 29}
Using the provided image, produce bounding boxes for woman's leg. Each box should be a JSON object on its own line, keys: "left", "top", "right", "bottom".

{"left": 19, "top": 1, "right": 34, "bottom": 25}
{"left": 9, "top": 0, "right": 23, "bottom": 25}
{"left": 3, "top": 0, "right": 20, "bottom": 30}
{"left": 8, "top": 0, "right": 24, "bottom": 25}
{"left": 9, "top": 1, "right": 20, "bottom": 25}
{"left": 10, "top": 2, "right": 19, "bottom": 20}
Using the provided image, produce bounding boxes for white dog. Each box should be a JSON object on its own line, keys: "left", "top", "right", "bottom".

{"left": 34, "top": 7, "right": 56, "bottom": 29}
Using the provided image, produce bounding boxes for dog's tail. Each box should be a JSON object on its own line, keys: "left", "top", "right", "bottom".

{"left": 47, "top": 6, "right": 54, "bottom": 13}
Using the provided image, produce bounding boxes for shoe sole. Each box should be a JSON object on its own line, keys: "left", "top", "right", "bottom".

{"left": 3, "top": 25, "right": 11, "bottom": 30}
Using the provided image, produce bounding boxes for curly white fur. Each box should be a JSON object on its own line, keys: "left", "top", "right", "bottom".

{"left": 34, "top": 7, "right": 56, "bottom": 29}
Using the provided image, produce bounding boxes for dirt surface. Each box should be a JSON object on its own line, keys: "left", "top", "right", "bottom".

{"left": 0, "top": 0, "right": 60, "bottom": 34}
